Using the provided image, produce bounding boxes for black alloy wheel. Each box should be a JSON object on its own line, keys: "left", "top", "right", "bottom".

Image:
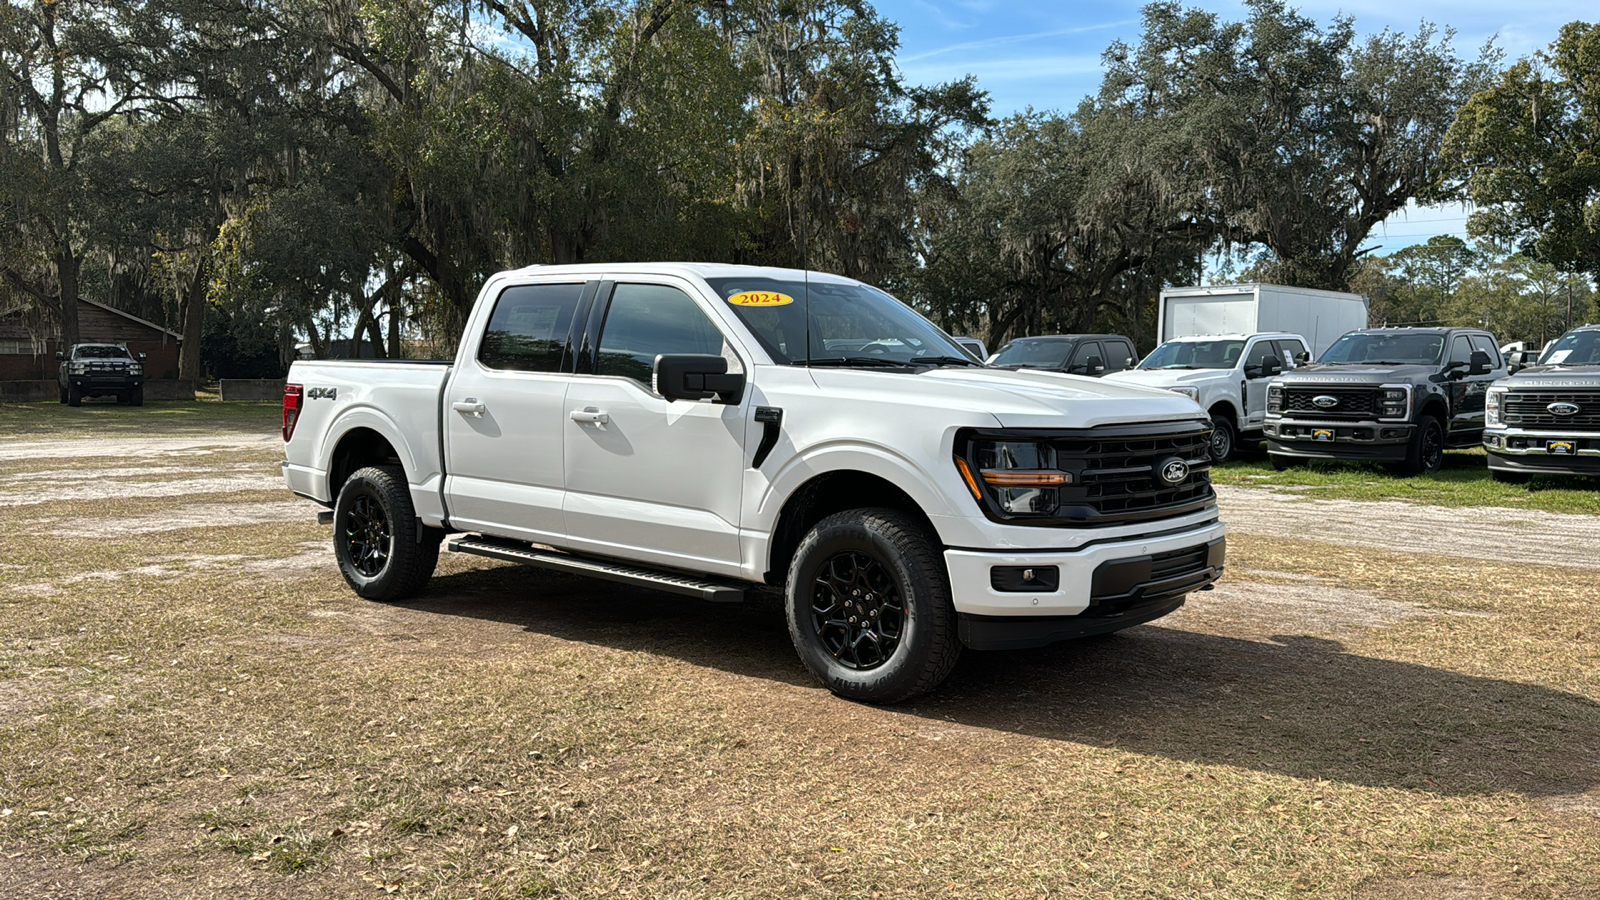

{"left": 1420, "top": 419, "right": 1445, "bottom": 473}
{"left": 343, "top": 489, "right": 392, "bottom": 577}
{"left": 810, "top": 550, "right": 907, "bottom": 670}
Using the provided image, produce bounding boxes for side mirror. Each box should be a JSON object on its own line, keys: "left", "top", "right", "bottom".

{"left": 1262, "top": 355, "right": 1283, "bottom": 377}
{"left": 653, "top": 354, "right": 744, "bottom": 404}
{"left": 1086, "top": 355, "right": 1105, "bottom": 375}
{"left": 1294, "top": 351, "right": 1310, "bottom": 365}
{"left": 1469, "top": 349, "right": 1492, "bottom": 376}
{"left": 138, "top": 352, "right": 147, "bottom": 361}
{"left": 55, "top": 351, "right": 64, "bottom": 360}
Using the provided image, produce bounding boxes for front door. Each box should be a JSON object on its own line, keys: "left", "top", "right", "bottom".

{"left": 445, "top": 280, "right": 589, "bottom": 544}
{"left": 561, "top": 279, "right": 750, "bottom": 575}
{"left": 1241, "top": 338, "right": 1277, "bottom": 429}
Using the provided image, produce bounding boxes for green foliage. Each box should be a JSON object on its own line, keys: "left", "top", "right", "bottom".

{"left": 1443, "top": 21, "right": 1600, "bottom": 278}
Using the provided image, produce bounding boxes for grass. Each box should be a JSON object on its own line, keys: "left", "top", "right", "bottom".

{"left": 2, "top": 422, "right": 1599, "bottom": 898}
{"left": 0, "top": 397, "right": 280, "bottom": 437}
{"left": 1217, "top": 444, "right": 1600, "bottom": 515}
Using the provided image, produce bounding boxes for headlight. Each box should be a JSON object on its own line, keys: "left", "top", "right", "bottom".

{"left": 1378, "top": 386, "right": 1410, "bottom": 420}
{"left": 69, "top": 364, "right": 87, "bottom": 374}
{"left": 954, "top": 439, "right": 1069, "bottom": 516}
{"left": 128, "top": 364, "right": 142, "bottom": 375}
{"left": 1266, "top": 384, "right": 1283, "bottom": 416}
{"left": 1485, "top": 386, "right": 1506, "bottom": 427}
{"left": 1168, "top": 386, "right": 1199, "bottom": 401}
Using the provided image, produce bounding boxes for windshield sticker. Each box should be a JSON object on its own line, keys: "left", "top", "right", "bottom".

{"left": 1546, "top": 349, "right": 1571, "bottom": 364}
{"left": 727, "top": 290, "right": 794, "bottom": 307}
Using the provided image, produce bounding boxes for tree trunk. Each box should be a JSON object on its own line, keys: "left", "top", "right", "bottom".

{"left": 177, "top": 262, "right": 208, "bottom": 381}
{"left": 55, "top": 246, "right": 82, "bottom": 348}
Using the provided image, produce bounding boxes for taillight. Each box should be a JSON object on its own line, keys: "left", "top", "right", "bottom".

{"left": 282, "top": 383, "right": 304, "bottom": 441}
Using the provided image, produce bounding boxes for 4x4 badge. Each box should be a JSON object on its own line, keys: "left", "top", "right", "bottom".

{"left": 1312, "top": 395, "right": 1339, "bottom": 408}
{"left": 1547, "top": 402, "right": 1580, "bottom": 416}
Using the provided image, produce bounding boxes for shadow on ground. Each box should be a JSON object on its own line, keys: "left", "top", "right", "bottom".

{"left": 407, "top": 565, "right": 1600, "bottom": 801}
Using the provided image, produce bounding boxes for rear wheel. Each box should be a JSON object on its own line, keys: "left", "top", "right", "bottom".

{"left": 127, "top": 385, "right": 144, "bottom": 407}
{"left": 332, "top": 465, "right": 442, "bottom": 601}
{"left": 785, "top": 508, "right": 960, "bottom": 704}
{"left": 67, "top": 385, "right": 82, "bottom": 407}
{"left": 1490, "top": 468, "right": 1531, "bottom": 485}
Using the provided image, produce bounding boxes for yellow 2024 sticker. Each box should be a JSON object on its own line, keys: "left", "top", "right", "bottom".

{"left": 727, "top": 290, "right": 794, "bottom": 307}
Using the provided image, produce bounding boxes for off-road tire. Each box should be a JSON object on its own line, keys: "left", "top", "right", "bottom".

{"left": 1490, "top": 468, "right": 1531, "bottom": 485}
{"left": 128, "top": 385, "right": 144, "bottom": 407}
{"left": 58, "top": 386, "right": 67, "bottom": 404}
{"left": 67, "top": 385, "right": 82, "bottom": 407}
{"left": 785, "top": 508, "right": 960, "bottom": 704}
{"left": 333, "top": 465, "right": 442, "bottom": 601}
{"left": 1269, "top": 453, "right": 1304, "bottom": 471}
{"left": 1392, "top": 415, "right": 1444, "bottom": 477}
{"left": 1207, "top": 414, "right": 1237, "bottom": 463}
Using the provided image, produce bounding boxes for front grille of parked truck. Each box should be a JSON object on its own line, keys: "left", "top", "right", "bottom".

{"left": 1501, "top": 390, "right": 1600, "bottom": 431}
{"left": 1281, "top": 387, "right": 1378, "bottom": 417}
{"left": 957, "top": 422, "right": 1216, "bottom": 527}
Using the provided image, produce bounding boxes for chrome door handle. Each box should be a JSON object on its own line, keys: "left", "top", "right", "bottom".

{"left": 569, "top": 407, "right": 609, "bottom": 425}
{"left": 452, "top": 399, "right": 486, "bottom": 417}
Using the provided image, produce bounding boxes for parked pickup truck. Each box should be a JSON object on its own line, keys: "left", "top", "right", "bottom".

{"left": 1264, "top": 327, "right": 1507, "bottom": 475}
{"left": 281, "top": 263, "right": 1226, "bottom": 702}
{"left": 1483, "top": 324, "right": 1600, "bottom": 482}
{"left": 57, "top": 343, "right": 146, "bottom": 406}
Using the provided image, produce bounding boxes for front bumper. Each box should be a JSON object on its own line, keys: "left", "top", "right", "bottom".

{"left": 1483, "top": 429, "right": 1600, "bottom": 476}
{"left": 1264, "top": 417, "right": 1413, "bottom": 462}
{"left": 943, "top": 519, "right": 1225, "bottom": 648}
{"left": 67, "top": 374, "right": 144, "bottom": 392}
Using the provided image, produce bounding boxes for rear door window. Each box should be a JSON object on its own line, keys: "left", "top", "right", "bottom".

{"left": 478, "top": 283, "right": 586, "bottom": 373}
{"left": 1105, "top": 340, "right": 1135, "bottom": 371}
{"left": 1273, "top": 339, "right": 1307, "bottom": 367}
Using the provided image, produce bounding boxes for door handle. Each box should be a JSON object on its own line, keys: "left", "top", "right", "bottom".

{"left": 570, "top": 407, "right": 609, "bottom": 425}
{"left": 452, "top": 398, "right": 486, "bottom": 417}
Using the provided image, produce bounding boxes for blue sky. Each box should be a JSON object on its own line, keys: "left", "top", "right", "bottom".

{"left": 873, "top": 0, "right": 1586, "bottom": 253}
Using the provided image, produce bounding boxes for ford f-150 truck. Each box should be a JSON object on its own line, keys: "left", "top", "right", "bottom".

{"left": 1482, "top": 324, "right": 1600, "bottom": 482}
{"left": 281, "top": 263, "right": 1226, "bottom": 702}
{"left": 1264, "top": 327, "right": 1507, "bottom": 475}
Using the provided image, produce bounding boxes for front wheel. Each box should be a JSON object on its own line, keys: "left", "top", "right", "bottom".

{"left": 67, "top": 385, "right": 82, "bottom": 407}
{"left": 1269, "top": 453, "right": 1304, "bottom": 471}
{"left": 1490, "top": 468, "right": 1531, "bottom": 485}
{"left": 127, "top": 385, "right": 144, "bottom": 407}
{"left": 1207, "top": 415, "right": 1237, "bottom": 463}
{"left": 1392, "top": 417, "right": 1444, "bottom": 477}
{"left": 785, "top": 508, "right": 960, "bottom": 704}
{"left": 332, "top": 465, "right": 442, "bottom": 601}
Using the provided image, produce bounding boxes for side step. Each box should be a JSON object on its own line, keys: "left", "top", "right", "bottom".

{"left": 447, "top": 535, "right": 748, "bottom": 603}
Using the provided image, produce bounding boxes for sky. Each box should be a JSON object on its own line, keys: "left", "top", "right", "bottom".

{"left": 871, "top": 0, "right": 1586, "bottom": 254}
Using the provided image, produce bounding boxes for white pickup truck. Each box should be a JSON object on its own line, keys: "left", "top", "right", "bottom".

{"left": 281, "top": 263, "right": 1226, "bottom": 702}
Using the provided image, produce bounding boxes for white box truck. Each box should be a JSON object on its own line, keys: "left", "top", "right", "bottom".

{"left": 1105, "top": 283, "right": 1369, "bottom": 462}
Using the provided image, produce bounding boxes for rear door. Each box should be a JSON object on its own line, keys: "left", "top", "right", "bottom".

{"left": 1105, "top": 339, "right": 1137, "bottom": 372}
{"left": 444, "top": 279, "right": 591, "bottom": 544}
{"left": 561, "top": 277, "right": 751, "bottom": 574}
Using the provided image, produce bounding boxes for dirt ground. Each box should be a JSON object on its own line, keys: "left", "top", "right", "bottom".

{"left": 1, "top": 420, "right": 1598, "bottom": 899}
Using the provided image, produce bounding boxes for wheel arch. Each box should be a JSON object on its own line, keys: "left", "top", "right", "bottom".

{"left": 327, "top": 425, "right": 406, "bottom": 501}
{"left": 764, "top": 469, "right": 939, "bottom": 587}
{"left": 1416, "top": 394, "right": 1449, "bottom": 424}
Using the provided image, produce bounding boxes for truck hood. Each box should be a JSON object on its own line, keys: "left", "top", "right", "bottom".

{"left": 1275, "top": 363, "right": 1439, "bottom": 385}
{"left": 1499, "top": 365, "right": 1600, "bottom": 387}
{"left": 807, "top": 366, "right": 1206, "bottom": 429}
{"left": 1102, "top": 369, "right": 1228, "bottom": 389}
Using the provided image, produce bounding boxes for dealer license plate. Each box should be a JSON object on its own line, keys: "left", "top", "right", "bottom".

{"left": 1312, "top": 429, "right": 1335, "bottom": 442}
{"left": 1547, "top": 440, "right": 1576, "bottom": 455}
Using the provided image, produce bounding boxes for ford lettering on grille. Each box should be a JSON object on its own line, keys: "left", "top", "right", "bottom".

{"left": 1312, "top": 395, "right": 1339, "bottom": 408}
{"left": 1548, "top": 401, "right": 1580, "bottom": 416}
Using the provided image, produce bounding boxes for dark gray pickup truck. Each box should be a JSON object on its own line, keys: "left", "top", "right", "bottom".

{"left": 1262, "top": 327, "right": 1507, "bottom": 476}
{"left": 57, "top": 343, "right": 146, "bottom": 406}
{"left": 1482, "top": 325, "right": 1600, "bottom": 482}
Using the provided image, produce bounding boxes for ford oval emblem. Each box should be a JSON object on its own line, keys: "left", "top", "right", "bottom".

{"left": 1312, "top": 395, "right": 1339, "bottom": 408}
{"left": 1159, "top": 458, "right": 1189, "bottom": 485}
{"left": 1548, "top": 401, "right": 1580, "bottom": 416}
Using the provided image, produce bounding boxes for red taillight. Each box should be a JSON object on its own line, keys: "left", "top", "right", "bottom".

{"left": 282, "top": 383, "right": 304, "bottom": 441}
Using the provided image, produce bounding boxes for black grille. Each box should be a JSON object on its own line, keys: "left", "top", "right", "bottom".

{"left": 1502, "top": 390, "right": 1600, "bottom": 431}
{"left": 1048, "top": 426, "right": 1215, "bottom": 525}
{"left": 1282, "top": 387, "right": 1377, "bottom": 418}
{"left": 1149, "top": 544, "right": 1209, "bottom": 581}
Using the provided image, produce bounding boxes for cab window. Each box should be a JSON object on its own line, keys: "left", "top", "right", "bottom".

{"left": 478, "top": 283, "right": 585, "bottom": 373}
{"left": 1273, "top": 339, "right": 1307, "bottom": 367}
{"left": 1244, "top": 340, "right": 1276, "bottom": 374}
{"left": 1449, "top": 335, "right": 1473, "bottom": 366}
{"left": 1469, "top": 334, "right": 1500, "bottom": 368}
{"left": 595, "top": 284, "right": 732, "bottom": 385}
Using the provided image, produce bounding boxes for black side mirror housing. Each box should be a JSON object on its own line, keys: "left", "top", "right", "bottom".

{"left": 55, "top": 351, "right": 64, "bottom": 360}
{"left": 1469, "top": 349, "right": 1492, "bottom": 376}
{"left": 1294, "top": 351, "right": 1310, "bottom": 365}
{"left": 1086, "top": 355, "right": 1105, "bottom": 375}
{"left": 1262, "top": 355, "right": 1283, "bottom": 377}
{"left": 138, "top": 352, "right": 147, "bottom": 361}
{"left": 654, "top": 354, "right": 745, "bottom": 404}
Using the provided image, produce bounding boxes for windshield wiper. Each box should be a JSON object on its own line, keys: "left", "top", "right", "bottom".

{"left": 912, "top": 355, "right": 982, "bottom": 367}
{"left": 801, "top": 357, "right": 913, "bottom": 369}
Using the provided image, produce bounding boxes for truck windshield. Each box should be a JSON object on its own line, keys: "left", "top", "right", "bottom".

{"left": 1318, "top": 333, "right": 1443, "bottom": 365}
{"left": 1137, "top": 339, "right": 1244, "bottom": 370}
{"left": 1538, "top": 330, "right": 1600, "bottom": 366}
{"left": 73, "top": 346, "right": 131, "bottom": 359}
{"left": 702, "top": 276, "right": 976, "bottom": 367}
{"left": 989, "top": 339, "right": 1072, "bottom": 368}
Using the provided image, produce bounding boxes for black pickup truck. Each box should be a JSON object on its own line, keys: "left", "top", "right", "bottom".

{"left": 1482, "top": 324, "right": 1600, "bottom": 482}
{"left": 57, "top": 343, "right": 146, "bottom": 406}
{"left": 1263, "top": 327, "right": 1506, "bottom": 475}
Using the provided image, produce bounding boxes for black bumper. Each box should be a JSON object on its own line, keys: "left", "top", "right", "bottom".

{"left": 957, "top": 537, "right": 1224, "bottom": 651}
{"left": 1265, "top": 418, "right": 1414, "bottom": 462}
{"left": 66, "top": 375, "right": 143, "bottom": 393}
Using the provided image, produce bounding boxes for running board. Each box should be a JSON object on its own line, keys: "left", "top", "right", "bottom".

{"left": 446, "top": 535, "right": 747, "bottom": 603}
